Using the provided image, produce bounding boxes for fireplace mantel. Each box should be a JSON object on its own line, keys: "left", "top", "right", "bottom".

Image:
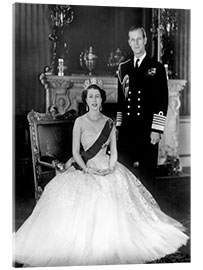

{"left": 40, "top": 74, "right": 117, "bottom": 114}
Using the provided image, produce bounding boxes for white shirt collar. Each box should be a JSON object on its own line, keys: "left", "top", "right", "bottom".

{"left": 134, "top": 52, "right": 146, "bottom": 67}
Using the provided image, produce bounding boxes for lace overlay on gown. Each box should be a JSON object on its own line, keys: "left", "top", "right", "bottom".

{"left": 14, "top": 127, "right": 189, "bottom": 267}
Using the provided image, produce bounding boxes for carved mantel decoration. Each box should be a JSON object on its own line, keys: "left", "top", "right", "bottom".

{"left": 158, "top": 79, "right": 187, "bottom": 169}
{"left": 39, "top": 74, "right": 118, "bottom": 115}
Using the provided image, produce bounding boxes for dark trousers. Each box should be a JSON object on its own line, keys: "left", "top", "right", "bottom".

{"left": 118, "top": 122, "right": 158, "bottom": 196}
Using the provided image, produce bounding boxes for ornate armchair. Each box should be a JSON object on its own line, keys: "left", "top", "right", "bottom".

{"left": 27, "top": 110, "right": 75, "bottom": 201}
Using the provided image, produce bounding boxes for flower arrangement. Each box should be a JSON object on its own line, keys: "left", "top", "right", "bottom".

{"left": 151, "top": 8, "right": 178, "bottom": 78}
{"left": 157, "top": 155, "right": 180, "bottom": 176}
{"left": 157, "top": 144, "right": 181, "bottom": 176}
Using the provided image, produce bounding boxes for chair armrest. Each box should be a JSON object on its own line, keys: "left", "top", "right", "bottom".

{"left": 38, "top": 159, "right": 55, "bottom": 169}
{"left": 38, "top": 156, "right": 66, "bottom": 172}
{"left": 38, "top": 155, "right": 56, "bottom": 169}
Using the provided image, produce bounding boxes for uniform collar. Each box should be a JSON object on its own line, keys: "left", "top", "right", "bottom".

{"left": 134, "top": 52, "right": 146, "bottom": 67}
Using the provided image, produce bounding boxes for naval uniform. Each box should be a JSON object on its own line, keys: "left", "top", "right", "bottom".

{"left": 116, "top": 54, "right": 168, "bottom": 193}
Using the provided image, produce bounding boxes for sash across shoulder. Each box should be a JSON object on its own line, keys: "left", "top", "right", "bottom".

{"left": 72, "top": 118, "right": 114, "bottom": 170}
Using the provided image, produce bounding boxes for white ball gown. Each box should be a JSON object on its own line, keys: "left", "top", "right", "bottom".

{"left": 13, "top": 126, "right": 189, "bottom": 267}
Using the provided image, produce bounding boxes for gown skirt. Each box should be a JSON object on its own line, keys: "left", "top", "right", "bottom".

{"left": 13, "top": 155, "right": 189, "bottom": 267}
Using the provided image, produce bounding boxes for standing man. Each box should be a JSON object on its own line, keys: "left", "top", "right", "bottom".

{"left": 116, "top": 26, "right": 168, "bottom": 195}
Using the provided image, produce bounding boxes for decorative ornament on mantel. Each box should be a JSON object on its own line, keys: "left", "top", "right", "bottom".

{"left": 79, "top": 46, "right": 98, "bottom": 75}
{"left": 107, "top": 48, "right": 125, "bottom": 76}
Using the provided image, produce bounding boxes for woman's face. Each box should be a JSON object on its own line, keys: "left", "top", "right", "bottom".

{"left": 86, "top": 88, "right": 102, "bottom": 111}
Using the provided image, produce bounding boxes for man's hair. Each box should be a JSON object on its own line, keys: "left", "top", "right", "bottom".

{"left": 128, "top": 26, "right": 147, "bottom": 39}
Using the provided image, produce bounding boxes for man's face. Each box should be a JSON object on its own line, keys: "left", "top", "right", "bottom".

{"left": 128, "top": 29, "right": 147, "bottom": 58}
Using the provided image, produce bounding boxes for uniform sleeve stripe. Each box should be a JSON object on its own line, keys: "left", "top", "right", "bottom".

{"left": 153, "top": 118, "right": 166, "bottom": 123}
{"left": 153, "top": 119, "right": 166, "bottom": 125}
{"left": 152, "top": 113, "right": 166, "bottom": 132}
{"left": 153, "top": 114, "right": 166, "bottom": 124}
{"left": 153, "top": 115, "right": 166, "bottom": 120}
{"left": 151, "top": 124, "right": 165, "bottom": 132}
{"left": 116, "top": 112, "right": 122, "bottom": 126}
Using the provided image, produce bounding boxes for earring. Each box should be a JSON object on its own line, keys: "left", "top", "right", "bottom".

{"left": 100, "top": 105, "right": 102, "bottom": 111}
{"left": 86, "top": 105, "right": 89, "bottom": 111}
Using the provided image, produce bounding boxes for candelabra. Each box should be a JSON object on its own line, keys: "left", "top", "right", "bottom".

{"left": 48, "top": 5, "right": 74, "bottom": 75}
{"left": 151, "top": 8, "right": 178, "bottom": 78}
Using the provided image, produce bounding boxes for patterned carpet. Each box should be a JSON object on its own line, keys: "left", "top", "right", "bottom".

{"left": 149, "top": 251, "right": 190, "bottom": 263}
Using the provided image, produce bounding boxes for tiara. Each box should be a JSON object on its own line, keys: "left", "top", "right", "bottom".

{"left": 83, "top": 78, "right": 103, "bottom": 90}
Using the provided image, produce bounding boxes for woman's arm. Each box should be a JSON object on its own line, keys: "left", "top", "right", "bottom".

{"left": 72, "top": 117, "right": 88, "bottom": 172}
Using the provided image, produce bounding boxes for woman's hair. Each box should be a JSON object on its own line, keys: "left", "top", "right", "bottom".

{"left": 81, "top": 85, "right": 106, "bottom": 105}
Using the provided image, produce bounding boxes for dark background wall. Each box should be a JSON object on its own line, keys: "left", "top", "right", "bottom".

{"left": 65, "top": 6, "right": 153, "bottom": 75}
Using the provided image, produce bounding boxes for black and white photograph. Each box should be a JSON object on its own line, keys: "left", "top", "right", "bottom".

{"left": 9, "top": 0, "right": 197, "bottom": 268}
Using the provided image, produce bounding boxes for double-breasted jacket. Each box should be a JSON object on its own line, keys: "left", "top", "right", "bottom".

{"left": 116, "top": 55, "right": 168, "bottom": 138}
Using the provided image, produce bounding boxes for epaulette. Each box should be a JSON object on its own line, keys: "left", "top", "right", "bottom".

{"left": 118, "top": 59, "right": 131, "bottom": 84}
{"left": 118, "top": 58, "right": 131, "bottom": 67}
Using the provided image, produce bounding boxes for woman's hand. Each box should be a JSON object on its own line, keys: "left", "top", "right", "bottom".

{"left": 86, "top": 167, "right": 115, "bottom": 176}
{"left": 86, "top": 167, "right": 103, "bottom": 175}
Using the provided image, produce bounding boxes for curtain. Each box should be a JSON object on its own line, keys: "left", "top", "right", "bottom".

{"left": 175, "top": 9, "right": 191, "bottom": 116}
{"left": 151, "top": 8, "right": 191, "bottom": 116}
{"left": 14, "top": 3, "right": 51, "bottom": 115}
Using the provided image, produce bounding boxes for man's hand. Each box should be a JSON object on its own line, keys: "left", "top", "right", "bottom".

{"left": 150, "top": 131, "right": 161, "bottom": 145}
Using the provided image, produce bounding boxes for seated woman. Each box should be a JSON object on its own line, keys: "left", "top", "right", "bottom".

{"left": 13, "top": 78, "right": 189, "bottom": 267}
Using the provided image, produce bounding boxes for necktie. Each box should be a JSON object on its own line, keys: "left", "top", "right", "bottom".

{"left": 134, "top": 58, "right": 140, "bottom": 69}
